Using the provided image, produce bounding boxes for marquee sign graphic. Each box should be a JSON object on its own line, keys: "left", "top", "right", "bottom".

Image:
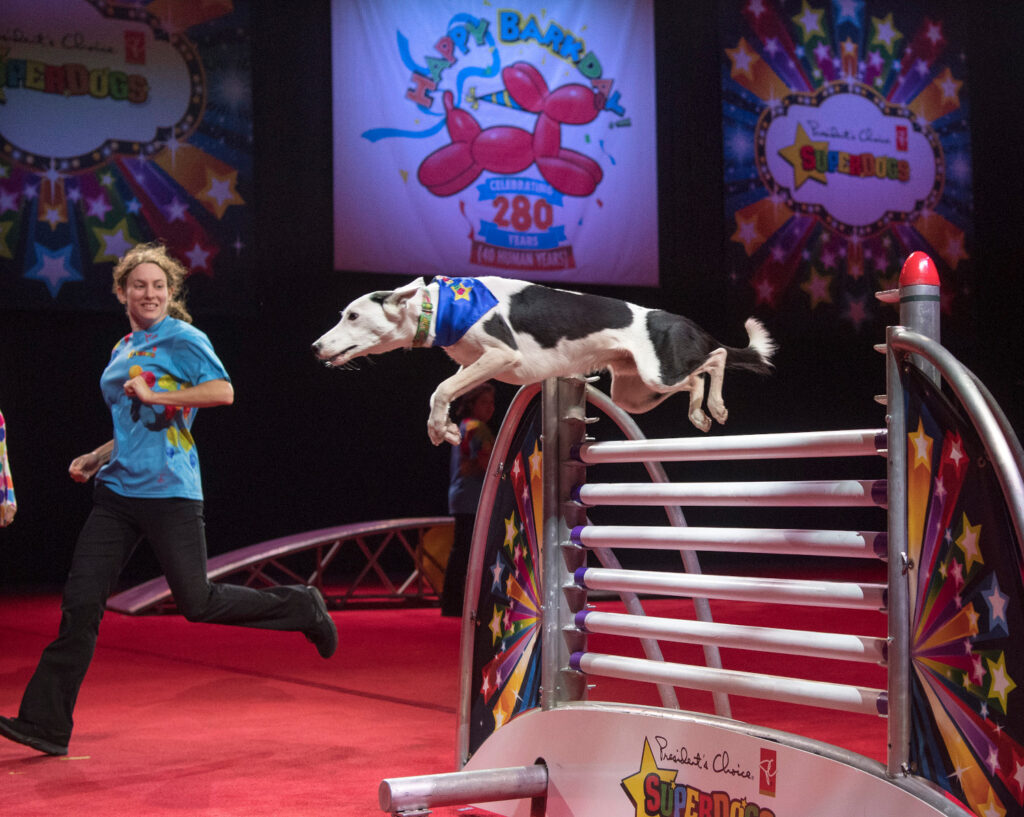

{"left": 721, "top": 0, "right": 972, "bottom": 331}
{"left": 0, "top": 0, "right": 254, "bottom": 312}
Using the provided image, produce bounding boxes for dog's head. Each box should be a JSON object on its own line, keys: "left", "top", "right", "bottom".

{"left": 312, "top": 278, "right": 426, "bottom": 367}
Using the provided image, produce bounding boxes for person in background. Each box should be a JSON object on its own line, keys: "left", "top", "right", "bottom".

{"left": 0, "top": 409, "right": 15, "bottom": 527}
{"left": 0, "top": 242, "right": 337, "bottom": 758}
{"left": 441, "top": 382, "right": 496, "bottom": 617}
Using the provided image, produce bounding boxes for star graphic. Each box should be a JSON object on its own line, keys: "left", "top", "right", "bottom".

{"left": 909, "top": 419, "right": 933, "bottom": 469}
{"left": 955, "top": 513, "right": 983, "bottom": 573}
{"left": 792, "top": 0, "right": 825, "bottom": 40}
{"left": 199, "top": 169, "right": 243, "bottom": 219}
{"left": 0, "top": 187, "right": 19, "bottom": 213}
{"left": 529, "top": 442, "right": 542, "bottom": 480}
{"left": 871, "top": 13, "right": 903, "bottom": 51}
{"left": 800, "top": 266, "right": 832, "bottom": 308}
{"left": 24, "top": 242, "right": 82, "bottom": 298}
{"left": 621, "top": 739, "right": 678, "bottom": 817}
{"left": 725, "top": 38, "right": 759, "bottom": 81}
{"left": 985, "top": 652, "right": 1016, "bottom": 713}
{"left": 731, "top": 211, "right": 763, "bottom": 255}
{"left": 778, "top": 123, "right": 827, "bottom": 189}
{"left": 983, "top": 575, "right": 1010, "bottom": 629}
{"left": 936, "top": 67, "right": 963, "bottom": 104}
{"left": 835, "top": 0, "right": 864, "bottom": 27}
{"left": 86, "top": 193, "right": 112, "bottom": 221}
{"left": 166, "top": 197, "right": 188, "bottom": 222}
{"left": 94, "top": 219, "right": 137, "bottom": 263}
{"left": 185, "top": 241, "right": 214, "bottom": 274}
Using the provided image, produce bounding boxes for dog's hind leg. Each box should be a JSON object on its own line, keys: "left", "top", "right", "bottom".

{"left": 703, "top": 348, "right": 729, "bottom": 425}
{"left": 682, "top": 373, "right": 712, "bottom": 432}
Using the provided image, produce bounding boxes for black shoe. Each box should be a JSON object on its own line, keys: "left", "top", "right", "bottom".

{"left": 303, "top": 586, "right": 338, "bottom": 659}
{"left": 0, "top": 716, "right": 68, "bottom": 756}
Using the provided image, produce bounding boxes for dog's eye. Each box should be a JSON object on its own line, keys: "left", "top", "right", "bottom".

{"left": 347, "top": 312, "right": 358, "bottom": 321}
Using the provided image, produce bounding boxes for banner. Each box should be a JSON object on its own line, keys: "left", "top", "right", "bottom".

{"left": 331, "top": 0, "right": 658, "bottom": 286}
{"left": 720, "top": 0, "right": 973, "bottom": 332}
{"left": 0, "top": 0, "right": 254, "bottom": 311}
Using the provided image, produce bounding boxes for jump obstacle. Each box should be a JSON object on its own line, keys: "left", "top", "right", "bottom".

{"left": 106, "top": 517, "right": 454, "bottom": 613}
{"left": 379, "top": 252, "right": 1024, "bottom": 817}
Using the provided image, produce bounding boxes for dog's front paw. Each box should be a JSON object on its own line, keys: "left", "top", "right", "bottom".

{"left": 428, "top": 416, "right": 461, "bottom": 446}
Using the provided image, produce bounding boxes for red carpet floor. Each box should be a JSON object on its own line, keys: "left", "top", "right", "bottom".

{"left": 1, "top": 588, "right": 887, "bottom": 816}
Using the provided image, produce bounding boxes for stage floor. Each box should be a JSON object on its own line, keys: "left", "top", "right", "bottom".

{"left": 1, "top": 589, "right": 886, "bottom": 816}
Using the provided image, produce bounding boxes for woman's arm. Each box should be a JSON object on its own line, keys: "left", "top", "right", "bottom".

{"left": 123, "top": 377, "right": 234, "bottom": 408}
{"left": 69, "top": 439, "right": 114, "bottom": 483}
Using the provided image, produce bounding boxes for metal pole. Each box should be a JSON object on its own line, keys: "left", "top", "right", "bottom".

{"left": 885, "top": 251, "right": 941, "bottom": 778}
{"left": 540, "top": 378, "right": 587, "bottom": 710}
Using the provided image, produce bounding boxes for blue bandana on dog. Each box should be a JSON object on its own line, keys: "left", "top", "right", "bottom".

{"left": 432, "top": 277, "right": 499, "bottom": 347}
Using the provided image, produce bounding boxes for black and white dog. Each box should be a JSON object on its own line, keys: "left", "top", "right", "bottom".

{"left": 312, "top": 276, "right": 775, "bottom": 446}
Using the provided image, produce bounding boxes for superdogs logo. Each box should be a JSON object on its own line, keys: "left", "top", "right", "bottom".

{"left": 756, "top": 80, "right": 943, "bottom": 237}
{"left": 367, "top": 7, "right": 632, "bottom": 273}
{"left": 621, "top": 739, "right": 777, "bottom": 817}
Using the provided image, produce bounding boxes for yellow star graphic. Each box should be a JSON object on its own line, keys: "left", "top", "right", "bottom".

{"left": 909, "top": 419, "right": 933, "bottom": 470}
{"left": 792, "top": 0, "right": 825, "bottom": 40}
{"left": 955, "top": 513, "right": 984, "bottom": 573}
{"left": 986, "top": 652, "right": 1017, "bottom": 714}
{"left": 452, "top": 282, "right": 471, "bottom": 301}
{"left": 778, "top": 123, "right": 827, "bottom": 190}
{"left": 621, "top": 738, "right": 677, "bottom": 817}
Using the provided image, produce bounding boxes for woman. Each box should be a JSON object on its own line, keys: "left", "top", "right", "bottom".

{"left": 0, "top": 409, "right": 15, "bottom": 527}
{"left": 0, "top": 242, "right": 337, "bottom": 757}
{"left": 441, "top": 382, "right": 496, "bottom": 617}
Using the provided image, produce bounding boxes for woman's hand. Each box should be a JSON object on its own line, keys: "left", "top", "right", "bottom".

{"left": 69, "top": 440, "right": 114, "bottom": 483}
{"left": 123, "top": 374, "right": 157, "bottom": 404}
{"left": 69, "top": 452, "right": 102, "bottom": 483}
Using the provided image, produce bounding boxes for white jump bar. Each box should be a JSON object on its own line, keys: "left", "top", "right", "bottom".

{"left": 570, "top": 652, "right": 887, "bottom": 716}
{"left": 575, "top": 610, "right": 888, "bottom": 664}
{"left": 574, "top": 428, "right": 887, "bottom": 463}
{"left": 573, "top": 479, "right": 888, "bottom": 508}
{"left": 571, "top": 525, "right": 887, "bottom": 559}
{"left": 574, "top": 567, "right": 887, "bottom": 610}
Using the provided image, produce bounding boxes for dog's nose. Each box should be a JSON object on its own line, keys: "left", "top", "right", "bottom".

{"left": 310, "top": 341, "right": 321, "bottom": 356}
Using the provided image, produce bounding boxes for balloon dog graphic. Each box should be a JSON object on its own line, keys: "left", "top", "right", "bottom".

{"left": 417, "top": 62, "right": 604, "bottom": 198}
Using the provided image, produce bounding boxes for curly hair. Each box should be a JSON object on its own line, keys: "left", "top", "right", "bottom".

{"left": 112, "top": 242, "right": 192, "bottom": 323}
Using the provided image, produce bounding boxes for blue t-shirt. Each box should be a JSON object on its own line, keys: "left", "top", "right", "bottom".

{"left": 96, "top": 316, "right": 230, "bottom": 500}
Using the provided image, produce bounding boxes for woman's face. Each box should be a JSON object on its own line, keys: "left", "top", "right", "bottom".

{"left": 470, "top": 389, "right": 495, "bottom": 423}
{"left": 118, "top": 262, "right": 170, "bottom": 331}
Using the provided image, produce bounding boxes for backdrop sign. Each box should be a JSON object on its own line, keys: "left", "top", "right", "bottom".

{"left": 720, "top": 0, "right": 972, "bottom": 332}
{"left": 331, "top": 0, "right": 658, "bottom": 286}
{"left": 0, "top": 0, "right": 253, "bottom": 311}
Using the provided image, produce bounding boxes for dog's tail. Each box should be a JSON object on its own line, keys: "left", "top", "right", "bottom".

{"left": 725, "top": 317, "right": 776, "bottom": 374}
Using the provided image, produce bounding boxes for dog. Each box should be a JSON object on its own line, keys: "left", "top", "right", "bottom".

{"left": 312, "top": 276, "right": 775, "bottom": 446}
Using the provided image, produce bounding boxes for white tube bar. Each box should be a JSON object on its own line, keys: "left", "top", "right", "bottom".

{"left": 572, "top": 525, "right": 887, "bottom": 559}
{"left": 570, "top": 652, "right": 887, "bottom": 716}
{"left": 573, "top": 479, "right": 887, "bottom": 508}
{"left": 574, "top": 567, "right": 887, "bottom": 610}
{"left": 574, "top": 428, "right": 887, "bottom": 463}
{"left": 379, "top": 764, "right": 548, "bottom": 813}
{"left": 575, "top": 610, "right": 888, "bottom": 664}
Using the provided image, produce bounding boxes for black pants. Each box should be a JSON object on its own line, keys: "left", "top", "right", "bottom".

{"left": 440, "top": 513, "right": 475, "bottom": 617}
{"left": 18, "top": 484, "right": 314, "bottom": 741}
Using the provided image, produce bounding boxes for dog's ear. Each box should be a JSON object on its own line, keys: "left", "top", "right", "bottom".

{"left": 380, "top": 278, "right": 425, "bottom": 321}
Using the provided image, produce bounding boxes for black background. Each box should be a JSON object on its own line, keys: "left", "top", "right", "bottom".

{"left": 1, "top": 0, "right": 1021, "bottom": 589}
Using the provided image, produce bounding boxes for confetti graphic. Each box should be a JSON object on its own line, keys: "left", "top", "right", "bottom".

{"left": 721, "top": 0, "right": 972, "bottom": 332}
{"left": 903, "top": 365, "right": 1024, "bottom": 816}
{"left": 0, "top": 0, "right": 253, "bottom": 311}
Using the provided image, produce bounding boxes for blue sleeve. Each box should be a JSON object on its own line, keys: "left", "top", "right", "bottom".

{"left": 176, "top": 327, "right": 231, "bottom": 386}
